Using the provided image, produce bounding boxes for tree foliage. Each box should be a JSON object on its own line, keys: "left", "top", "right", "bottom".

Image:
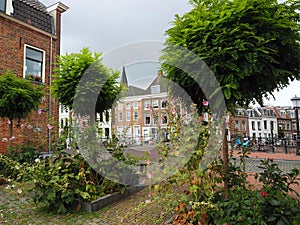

{"left": 161, "top": 0, "right": 300, "bottom": 112}
{"left": 0, "top": 71, "right": 44, "bottom": 138}
{"left": 52, "top": 48, "right": 123, "bottom": 121}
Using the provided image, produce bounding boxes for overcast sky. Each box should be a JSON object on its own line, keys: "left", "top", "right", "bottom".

{"left": 42, "top": 0, "right": 299, "bottom": 106}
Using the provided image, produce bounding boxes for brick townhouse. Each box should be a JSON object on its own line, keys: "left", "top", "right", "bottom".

{"left": 0, "top": 0, "right": 68, "bottom": 152}
{"left": 112, "top": 68, "right": 192, "bottom": 144}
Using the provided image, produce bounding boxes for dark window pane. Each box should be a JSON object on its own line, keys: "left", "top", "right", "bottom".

{"left": 26, "top": 47, "right": 43, "bottom": 62}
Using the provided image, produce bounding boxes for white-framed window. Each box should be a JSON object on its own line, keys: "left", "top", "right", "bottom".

{"left": 24, "top": 45, "right": 45, "bottom": 83}
{"left": 133, "top": 112, "right": 138, "bottom": 121}
{"left": 252, "top": 121, "right": 255, "bottom": 130}
{"left": 144, "top": 100, "right": 150, "bottom": 110}
{"left": 126, "top": 111, "right": 131, "bottom": 121}
{"left": 242, "top": 121, "right": 246, "bottom": 130}
{"left": 145, "top": 113, "right": 151, "bottom": 125}
{"left": 162, "top": 113, "right": 168, "bottom": 124}
{"left": 235, "top": 121, "right": 239, "bottom": 130}
{"left": 0, "top": 0, "right": 6, "bottom": 12}
{"left": 126, "top": 103, "right": 131, "bottom": 110}
{"left": 118, "top": 112, "right": 123, "bottom": 121}
{"left": 117, "top": 126, "right": 124, "bottom": 136}
{"left": 118, "top": 103, "right": 123, "bottom": 110}
{"left": 151, "top": 85, "right": 160, "bottom": 94}
{"left": 258, "top": 121, "right": 261, "bottom": 130}
{"left": 161, "top": 99, "right": 167, "bottom": 108}
{"left": 152, "top": 100, "right": 159, "bottom": 109}
{"left": 133, "top": 102, "right": 138, "bottom": 109}
{"left": 264, "top": 120, "right": 267, "bottom": 130}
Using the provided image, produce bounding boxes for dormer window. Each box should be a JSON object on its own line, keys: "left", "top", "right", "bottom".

{"left": 151, "top": 85, "right": 160, "bottom": 94}
{"left": 0, "top": 0, "right": 6, "bottom": 12}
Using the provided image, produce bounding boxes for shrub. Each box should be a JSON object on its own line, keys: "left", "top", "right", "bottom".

{"left": 206, "top": 159, "right": 300, "bottom": 225}
{"left": 0, "top": 151, "right": 125, "bottom": 214}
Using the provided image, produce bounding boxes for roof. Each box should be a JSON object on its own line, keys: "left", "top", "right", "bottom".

{"left": 12, "top": 0, "right": 54, "bottom": 34}
{"left": 125, "top": 76, "right": 169, "bottom": 97}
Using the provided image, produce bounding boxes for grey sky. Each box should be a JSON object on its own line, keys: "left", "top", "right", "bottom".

{"left": 41, "top": 0, "right": 299, "bottom": 106}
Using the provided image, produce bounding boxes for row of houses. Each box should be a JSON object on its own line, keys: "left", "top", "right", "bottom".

{"left": 230, "top": 106, "right": 298, "bottom": 145}
{"left": 59, "top": 67, "right": 300, "bottom": 147}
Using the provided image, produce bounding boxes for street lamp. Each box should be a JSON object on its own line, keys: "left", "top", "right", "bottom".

{"left": 291, "top": 96, "right": 300, "bottom": 156}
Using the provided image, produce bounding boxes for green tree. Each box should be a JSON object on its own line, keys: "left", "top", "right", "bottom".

{"left": 0, "top": 71, "right": 44, "bottom": 144}
{"left": 162, "top": 0, "right": 299, "bottom": 110}
{"left": 161, "top": 0, "right": 300, "bottom": 196}
{"left": 52, "top": 48, "right": 123, "bottom": 124}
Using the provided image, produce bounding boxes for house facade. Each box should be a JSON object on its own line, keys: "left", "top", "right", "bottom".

{"left": 0, "top": 0, "right": 68, "bottom": 152}
{"left": 112, "top": 68, "right": 170, "bottom": 144}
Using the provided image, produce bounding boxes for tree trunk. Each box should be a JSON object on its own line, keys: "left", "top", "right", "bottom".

{"left": 222, "top": 125, "right": 229, "bottom": 200}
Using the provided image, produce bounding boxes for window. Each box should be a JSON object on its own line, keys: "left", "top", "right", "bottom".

{"left": 235, "top": 121, "right": 239, "bottom": 130}
{"left": 144, "top": 100, "right": 150, "bottom": 110}
{"left": 118, "top": 112, "right": 123, "bottom": 121}
{"left": 0, "top": 0, "right": 5, "bottom": 12}
{"left": 133, "top": 102, "right": 138, "bottom": 109}
{"left": 126, "top": 103, "right": 131, "bottom": 110}
{"left": 118, "top": 103, "right": 123, "bottom": 110}
{"left": 161, "top": 99, "right": 167, "bottom": 108}
{"left": 252, "top": 121, "right": 255, "bottom": 130}
{"left": 258, "top": 121, "right": 261, "bottom": 130}
{"left": 145, "top": 113, "right": 151, "bottom": 125}
{"left": 126, "top": 111, "right": 131, "bottom": 121}
{"left": 24, "top": 45, "right": 45, "bottom": 82}
{"left": 105, "top": 111, "right": 110, "bottom": 122}
{"left": 264, "top": 120, "right": 267, "bottom": 130}
{"left": 99, "top": 113, "right": 103, "bottom": 122}
{"left": 133, "top": 112, "right": 138, "bottom": 121}
{"left": 162, "top": 113, "right": 168, "bottom": 124}
{"left": 152, "top": 100, "right": 159, "bottom": 109}
{"left": 151, "top": 85, "right": 160, "bottom": 94}
{"left": 242, "top": 121, "right": 246, "bottom": 130}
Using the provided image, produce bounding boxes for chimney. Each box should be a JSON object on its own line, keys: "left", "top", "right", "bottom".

{"left": 47, "top": 2, "right": 69, "bottom": 54}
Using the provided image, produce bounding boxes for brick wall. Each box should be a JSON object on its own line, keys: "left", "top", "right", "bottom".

{"left": 0, "top": 14, "right": 59, "bottom": 153}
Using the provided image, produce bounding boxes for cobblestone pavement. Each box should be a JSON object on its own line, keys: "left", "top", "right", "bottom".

{"left": 1, "top": 150, "right": 299, "bottom": 225}
{"left": 0, "top": 183, "right": 170, "bottom": 225}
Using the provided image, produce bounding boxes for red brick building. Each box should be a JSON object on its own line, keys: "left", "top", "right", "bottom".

{"left": 0, "top": 0, "right": 68, "bottom": 152}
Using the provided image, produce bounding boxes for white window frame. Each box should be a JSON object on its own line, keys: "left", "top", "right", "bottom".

{"left": 151, "top": 85, "right": 160, "bottom": 94}
{"left": 118, "top": 103, "right": 123, "bottom": 110}
{"left": 126, "top": 103, "right": 131, "bottom": 110}
{"left": 126, "top": 111, "right": 131, "bottom": 121}
{"left": 133, "top": 102, "right": 138, "bottom": 109}
{"left": 24, "top": 44, "right": 46, "bottom": 83}
{"left": 145, "top": 113, "right": 151, "bottom": 125}
{"left": 152, "top": 99, "right": 159, "bottom": 109}
{"left": 118, "top": 112, "right": 123, "bottom": 121}
{"left": 161, "top": 99, "right": 167, "bottom": 108}
{"left": 133, "top": 111, "right": 138, "bottom": 121}
{"left": 162, "top": 113, "right": 168, "bottom": 124}
{"left": 144, "top": 100, "right": 150, "bottom": 110}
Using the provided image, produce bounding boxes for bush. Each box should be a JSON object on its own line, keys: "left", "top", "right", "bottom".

{"left": 0, "top": 151, "right": 125, "bottom": 214}
{"left": 206, "top": 159, "right": 300, "bottom": 225}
